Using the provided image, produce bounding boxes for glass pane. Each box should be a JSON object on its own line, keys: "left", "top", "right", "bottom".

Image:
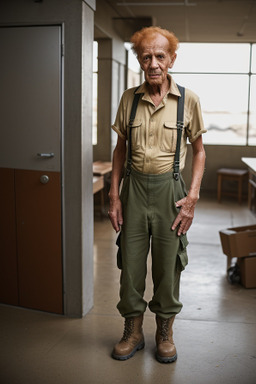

{"left": 173, "top": 43, "right": 250, "bottom": 73}
{"left": 172, "top": 74, "right": 249, "bottom": 145}
{"left": 249, "top": 75, "right": 256, "bottom": 145}
{"left": 93, "top": 41, "right": 98, "bottom": 72}
{"left": 92, "top": 73, "right": 98, "bottom": 145}
{"left": 251, "top": 44, "right": 256, "bottom": 74}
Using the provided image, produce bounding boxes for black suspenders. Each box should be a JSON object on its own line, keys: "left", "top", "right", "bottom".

{"left": 173, "top": 84, "right": 185, "bottom": 181}
{"left": 126, "top": 89, "right": 141, "bottom": 176}
{"left": 126, "top": 84, "right": 185, "bottom": 180}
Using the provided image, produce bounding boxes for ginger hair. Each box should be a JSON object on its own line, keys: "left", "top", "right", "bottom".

{"left": 130, "top": 26, "right": 179, "bottom": 57}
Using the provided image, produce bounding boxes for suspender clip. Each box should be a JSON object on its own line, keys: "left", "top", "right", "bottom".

{"left": 173, "top": 159, "right": 180, "bottom": 181}
{"left": 173, "top": 172, "right": 180, "bottom": 181}
{"left": 176, "top": 121, "right": 184, "bottom": 130}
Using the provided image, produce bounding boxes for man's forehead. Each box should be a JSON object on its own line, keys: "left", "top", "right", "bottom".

{"left": 140, "top": 33, "right": 169, "bottom": 52}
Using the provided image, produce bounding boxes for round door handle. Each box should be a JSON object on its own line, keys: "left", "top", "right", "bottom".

{"left": 40, "top": 175, "right": 49, "bottom": 184}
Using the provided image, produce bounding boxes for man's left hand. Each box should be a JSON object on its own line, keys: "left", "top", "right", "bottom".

{"left": 171, "top": 195, "right": 197, "bottom": 236}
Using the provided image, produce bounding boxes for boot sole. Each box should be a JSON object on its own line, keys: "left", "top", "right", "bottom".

{"left": 112, "top": 341, "right": 145, "bottom": 361}
{"left": 156, "top": 352, "right": 177, "bottom": 364}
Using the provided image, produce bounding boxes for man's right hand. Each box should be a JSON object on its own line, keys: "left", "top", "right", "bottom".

{"left": 108, "top": 196, "right": 123, "bottom": 232}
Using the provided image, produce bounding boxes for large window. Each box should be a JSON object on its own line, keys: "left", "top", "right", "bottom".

{"left": 249, "top": 44, "right": 256, "bottom": 146}
{"left": 172, "top": 43, "right": 256, "bottom": 146}
{"left": 126, "top": 42, "right": 256, "bottom": 146}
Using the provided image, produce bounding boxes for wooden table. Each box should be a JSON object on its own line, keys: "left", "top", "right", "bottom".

{"left": 93, "top": 161, "right": 112, "bottom": 176}
{"left": 93, "top": 161, "right": 112, "bottom": 214}
{"left": 242, "top": 157, "right": 256, "bottom": 213}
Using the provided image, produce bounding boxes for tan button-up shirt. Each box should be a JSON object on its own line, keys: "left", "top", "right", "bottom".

{"left": 112, "top": 75, "right": 206, "bottom": 174}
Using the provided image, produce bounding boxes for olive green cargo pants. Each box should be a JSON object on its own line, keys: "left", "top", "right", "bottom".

{"left": 117, "top": 168, "right": 188, "bottom": 320}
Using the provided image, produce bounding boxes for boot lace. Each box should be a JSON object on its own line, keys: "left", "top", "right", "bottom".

{"left": 121, "top": 318, "right": 134, "bottom": 342}
{"left": 160, "top": 318, "right": 170, "bottom": 341}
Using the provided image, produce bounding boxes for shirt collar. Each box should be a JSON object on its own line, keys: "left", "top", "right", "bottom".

{"left": 167, "top": 75, "right": 181, "bottom": 97}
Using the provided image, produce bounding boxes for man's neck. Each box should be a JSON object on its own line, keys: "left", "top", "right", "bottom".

{"left": 147, "top": 78, "right": 170, "bottom": 106}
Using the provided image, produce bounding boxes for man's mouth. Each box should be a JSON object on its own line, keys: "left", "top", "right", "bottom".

{"left": 148, "top": 73, "right": 161, "bottom": 77}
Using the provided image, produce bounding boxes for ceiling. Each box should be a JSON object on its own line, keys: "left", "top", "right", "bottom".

{"left": 99, "top": 0, "right": 256, "bottom": 42}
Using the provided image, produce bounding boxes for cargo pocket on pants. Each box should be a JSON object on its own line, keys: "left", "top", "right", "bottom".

{"left": 176, "top": 234, "right": 189, "bottom": 272}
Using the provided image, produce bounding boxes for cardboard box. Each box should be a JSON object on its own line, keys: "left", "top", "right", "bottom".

{"left": 237, "top": 256, "right": 256, "bottom": 288}
{"left": 219, "top": 225, "right": 256, "bottom": 259}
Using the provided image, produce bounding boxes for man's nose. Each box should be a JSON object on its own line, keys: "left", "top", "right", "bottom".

{"left": 150, "top": 55, "right": 158, "bottom": 68}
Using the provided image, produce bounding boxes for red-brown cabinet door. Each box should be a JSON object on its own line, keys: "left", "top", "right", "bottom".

{"left": 15, "top": 169, "right": 63, "bottom": 314}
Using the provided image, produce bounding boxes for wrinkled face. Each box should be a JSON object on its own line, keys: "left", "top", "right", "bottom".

{"left": 138, "top": 33, "right": 176, "bottom": 86}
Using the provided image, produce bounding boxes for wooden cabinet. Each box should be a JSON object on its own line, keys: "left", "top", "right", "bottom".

{"left": 0, "top": 168, "right": 63, "bottom": 314}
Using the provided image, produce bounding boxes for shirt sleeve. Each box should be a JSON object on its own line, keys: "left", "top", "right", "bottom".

{"left": 111, "top": 94, "right": 127, "bottom": 141}
{"left": 186, "top": 98, "right": 207, "bottom": 143}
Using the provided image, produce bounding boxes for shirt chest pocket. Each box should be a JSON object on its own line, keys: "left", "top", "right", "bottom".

{"left": 128, "top": 119, "right": 142, "bottom": 150}
{"left": 159, "top": 121, "right": 177, "bottom": 153}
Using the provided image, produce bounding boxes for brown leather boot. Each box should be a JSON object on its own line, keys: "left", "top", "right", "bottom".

{"left": 155, "top": 316, "right": 177, "bottom": 363}
{"left": 112, "top": 314, "right": 145, "bottom": 360}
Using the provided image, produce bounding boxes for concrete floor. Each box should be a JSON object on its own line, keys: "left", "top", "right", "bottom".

{"left": 0, "top": 196, "right": 256, "bottom": 384}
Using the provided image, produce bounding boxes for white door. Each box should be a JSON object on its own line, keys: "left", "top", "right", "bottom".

{"left": 0, "top": 26, "right": 61, "bottom": 171}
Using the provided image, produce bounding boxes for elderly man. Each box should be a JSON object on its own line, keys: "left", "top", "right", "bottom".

{"left": 108, "top": 26, "right": 206, "bottom": 363}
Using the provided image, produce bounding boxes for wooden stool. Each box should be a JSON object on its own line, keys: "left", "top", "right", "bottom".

{"left": 217, "top": 168, "right": 248, "bottom": 204}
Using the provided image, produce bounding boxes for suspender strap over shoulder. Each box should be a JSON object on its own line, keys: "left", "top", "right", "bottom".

{"left": 126, "top": 88, "right": 141, "bottom": 176}
{"left": 173, "top": 84, "right": 185, "bottom": 181}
